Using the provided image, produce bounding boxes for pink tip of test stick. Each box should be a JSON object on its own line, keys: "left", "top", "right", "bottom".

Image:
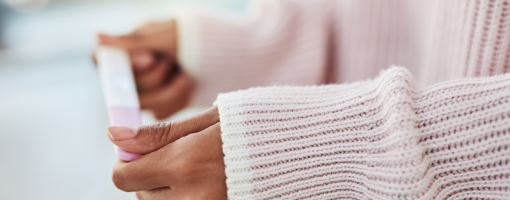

{"left": 96, "top": 46, "right": 143, "bottom": 161}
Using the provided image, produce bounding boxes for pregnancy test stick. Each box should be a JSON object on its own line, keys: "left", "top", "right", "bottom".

{"left": 96, "top": 46, "right": 142, "bottom": 161}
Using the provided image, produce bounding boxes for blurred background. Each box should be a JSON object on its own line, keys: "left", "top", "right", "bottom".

{"left": 0, "top": 0, "right": 246, "bottom": 199}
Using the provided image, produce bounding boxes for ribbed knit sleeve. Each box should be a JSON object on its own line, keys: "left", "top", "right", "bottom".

{"left": 173, "top": 0, "right": 336, "bottom": 106}
{"left": 216, "top": 67, "right": 510, "bottom": 199}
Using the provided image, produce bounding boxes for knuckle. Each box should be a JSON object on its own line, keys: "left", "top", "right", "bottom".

{"left": 111, "top": 164, "right": 136, "bottom": 192}
{"left": 140, "top": 122, "right": 172, "bottom": 147}
{"left": 111, "top": 168, "right": 129, "bottom": 192}
{"left": 161, "top": 122, "right": 175, "bottom": 143}
{"left": 212, "top": 122, "right": 221, "bottom": 132}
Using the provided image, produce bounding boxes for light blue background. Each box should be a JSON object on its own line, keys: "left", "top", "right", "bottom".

{"left": 0, "top": 0, "right": 247, "bottom": 199}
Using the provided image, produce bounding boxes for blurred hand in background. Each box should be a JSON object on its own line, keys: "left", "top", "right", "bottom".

{"left": 98, "top": 20, "right": 194, "bottom": 119}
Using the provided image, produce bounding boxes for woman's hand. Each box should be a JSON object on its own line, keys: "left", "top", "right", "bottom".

{"left": 106, "top": 106, "right": 227, "bottom": 199}
{"left": 97, "top": 20, "right": 194, "bottom": 119}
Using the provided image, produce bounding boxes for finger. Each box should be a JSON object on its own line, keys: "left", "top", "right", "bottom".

{"left": 135, "top": 59, "right": 174, "bottom": 91}
{"left": 130, "top": 49, "right": 157, "bottom": 73}
{"left": 97, "top": 33, "right": 116, "bottom": 45}
{"left": 98, "top": 33, "right": 155, "bottom": 65}
{"left": 106, "top": 106, "right": 219, "bottom": 154}
{"left": 112, "top": 122, "right": 222, "bottom": 192}
{"left": 97, "top": 33, "right": 143, "bottom": 51}
{"left": 136, "top": 188, "right": 179, "bottom": 200}
{"left": 112, "top": 155, "right": 169, "bottom": 192}
{"left": 97, "top": 26, "right": 176, "bottom": 58}
{"left": 139, "top": 73, "right": 193, "bottom": 119}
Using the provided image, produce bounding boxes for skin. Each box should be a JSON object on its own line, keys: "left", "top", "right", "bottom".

{"left": 98, "top": 19, "right": 194, "bottom": 119}
{"left": 108, "top": 106, "right": 227, "bottom": 200}
{"left": 99, "top": 21, "right": 227, "bottom": 199}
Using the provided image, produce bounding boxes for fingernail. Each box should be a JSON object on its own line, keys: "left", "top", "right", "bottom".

{"left": 98, "top": 34, "right": 116, "bottom": 44}
{"left": 133, "top": 53, "right": 152, "bottom": 70}
{"left": 106, "top": 126, "right": 139, "bottom": 141}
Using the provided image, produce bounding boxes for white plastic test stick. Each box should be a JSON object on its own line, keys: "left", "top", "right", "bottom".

{"left": 96, "top": 46, "right": 142, "bottom": 161}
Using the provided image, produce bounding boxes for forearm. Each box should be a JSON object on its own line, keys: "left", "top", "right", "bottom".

{"left": 216, "top": 67, "right": 510, "bottom": 199}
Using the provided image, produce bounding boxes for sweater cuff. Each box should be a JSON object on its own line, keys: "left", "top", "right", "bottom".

{"left": 217, "top": 67, "right": 417, "bottom": 199}
{"left": 216, "top": 92, "right": 255, "bottom": 199}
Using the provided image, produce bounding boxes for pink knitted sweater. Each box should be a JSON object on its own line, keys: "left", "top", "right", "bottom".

{"left": 173, "top": 0, "right": 510, "bottom": 199}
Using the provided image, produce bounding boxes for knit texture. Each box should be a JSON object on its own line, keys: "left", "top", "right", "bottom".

{"left": 217, "top": 67, "right": 510, "bottom": 199}
{"left": 171, "top": 0, "right": 510, "bottom": 198}
{"left": 174, "top": 0, "right": 510, "bottom": 106}
{"left": 175, "top": 0, "right": 335, "bottom": 105}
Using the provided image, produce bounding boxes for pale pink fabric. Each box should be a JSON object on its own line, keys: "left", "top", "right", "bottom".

{"left": 177, "top": 0, "right": 510, "bottom": 106}
{"left": 217, "top": 67, "right": 510, "bottom": 199}
{"left": 173, "top": 0, "right": 510, "bottom": 199}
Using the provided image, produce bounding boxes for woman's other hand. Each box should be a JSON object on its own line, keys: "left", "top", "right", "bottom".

{"left": 98, "top": 20, "right": 194, "bottom": 119}
{"left": 106, "top": 106, "right": 227, "bottom": 200}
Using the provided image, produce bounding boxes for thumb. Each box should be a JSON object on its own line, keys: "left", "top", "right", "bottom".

{"left": 106, "top": 106, "right": 219, "bottom": 154}
{"left": 97, "top": 33, "right": 146, "bottom": 51}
